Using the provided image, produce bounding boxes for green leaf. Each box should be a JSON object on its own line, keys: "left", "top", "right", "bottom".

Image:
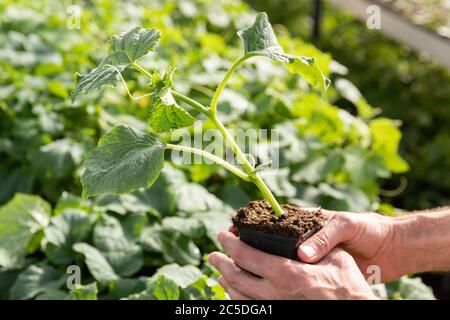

{"left": 93, "top": 214, "right": 143, "bottom": 277}
{"left": 9, "top": 263, "right": 64, "bottom": 300}
{"left": 149, "top": 275, "right": 180, "bottom": 300}
{"left": 181, "top": 275, "right": 226, "bottom": 300}
{"left": 123, "top": 290, "right": 155, "bottom": 300}
{"left": 108, "top": 27, "right": 160, "bottom": 63}
{"left": 73, "top": 242, "right": 119, "bottom": 284}
{"left": 44, "top": 209, "right": 93, "bottom": 265}
{"left": 35, "top": 289, "right": 68, "bottom": 300}
{"left": 369, "top": 118, "right": 409, "bottom": 173}
{"left": 148, "top": 98, "right": 195, "bottom": 133}
{"left": 191, "top": 211, "right": 233, "bottom": 249}
{"left": 32, "top": 138, "right": 83, "bottom": 179}
{"left": 386, "top": 276, "right": 436, "bottom": 300}
{"left": 161, "top": 217, "right": 204, "bottom": 238}
{"left": 148, "top": 67, "right": 195, "bottom": 133}
{"left": 0, "top": 167, "right": 34, "bottom": 205}
{"left": 238, "top": 12, "right": 329, "bottom": 92}
{"left": 107, "top": 277, "right": 148, "bottom": 299}
{"left": 0, "top": 269, "right": 20, "bottom": 299}
{"left": 153, "top": 263, "right": 203, "bottom": 289}
{"left": 174, "top": 183, "right": 231, "bottom": 214}
{"left": 0, "top": 194, "right": 51, "bottom": 268}
{"left": 71, "top": 27, "right": 161, "bottom": 101}
{"left": 71, "top": 63, "right": 125, "bottom": 101}
{"left": 81, "top": 125, "right": 165, "bottom": 198}
{"left": 65, "top": 283, "right": 98, "bottom": 300}
{"left": 54, "top": 192, "right": 91, "bottom": 215}
{"left": 238, "top": 12, "right": 289, "bottom": 62}
{"left": 291, "top": 151, "right": 343, "bottom": 184}
{"left": 259, "top": 168, "right": 296, "bottom": 197}
{"left": 140, "top": 225, "right": 201, "bottom": 265}
{"left": 283, "top": 57, "right": 330, "bottom": 93}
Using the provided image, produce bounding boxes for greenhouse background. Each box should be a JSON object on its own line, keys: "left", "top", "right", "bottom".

{"left": 0, "top": 0, "right": 449, "bottom": 300}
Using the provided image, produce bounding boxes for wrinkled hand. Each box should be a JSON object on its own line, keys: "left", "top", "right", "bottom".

{"left": 297, "top": 210, "right": 398, "bottom": 282}
{"left": 209, "top": 231, "right": 377, "bottom": 300}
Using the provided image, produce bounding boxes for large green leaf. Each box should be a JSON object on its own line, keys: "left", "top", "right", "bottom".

{"left": 44, "top": 209, "right": 93, "bottom": 265}
{"left": 93, "top": 214, "right": 143, "bottom": 277}
{"left": 73, "top": 242, "right": 118, "bottom": 284}
{"left": 81, "top": 125, "right": 165, "bottom": 198}
{"left": 9, "top": 263, "right": 64, "bottom": 300}
{"left": 238, "top": 12, "right": 329, "bottom": 92}
{"left": 0, "top": 194, "right": 51, "bottom": 268}
{"left": 108, "top": 27, "right": 160, "bottom": 63}
{"left": 71, "top": 62, "right": 125, "bottom": 102}
{"left": 71, "top": 27, "right": 160, "bottom": 101}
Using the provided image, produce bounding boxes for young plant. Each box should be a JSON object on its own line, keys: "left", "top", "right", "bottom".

{"left": 72, "top": 12, "right": 329, "bottom": 218}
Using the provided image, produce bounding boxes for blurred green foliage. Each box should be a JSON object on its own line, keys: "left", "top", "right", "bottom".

{"left": 250, "top": 0, "right": 450, "bottom": 210}
{"left": 0, "top": 0, "right": 436, "bottom": 299}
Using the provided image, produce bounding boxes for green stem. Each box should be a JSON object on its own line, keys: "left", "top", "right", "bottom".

{"left": 210, "top": 115, "right": 285, "bottom": 217}
{"left": 132, "top": 62, "right": 153, "bottom": 80}
{"left": 165, "top": 144, "right": 251, "bottom": 182}
{"left": 132, "top": 62, "right": 210, "bottom": 115}
{"left": 172, "top": 90, "right": 211, "bottom": 115}
{"left": 210, "top": 54, "right": 255, "bottom": 114}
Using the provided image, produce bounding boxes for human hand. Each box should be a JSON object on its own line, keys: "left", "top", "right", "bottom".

{"left": 296, "top": 210, "right": 398, "bottom": 282}
{"left": 208, "top": 231, "right": 378, "bottom": 300}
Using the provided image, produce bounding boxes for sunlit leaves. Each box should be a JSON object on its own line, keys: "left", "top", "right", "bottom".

{"left": 148, "top": 67, "right": 195, "bottom": 133}
{"left": 238, "top": 12, "right": 330, "bottom": 92}
{"left": 71, "top": 27, "right": 161, "bottom": 101}
{"left": 369, "top": 118, "right": 409, "bottom": 173}
{"left": 108, "top": 27, "right": 160, "bottom": 63}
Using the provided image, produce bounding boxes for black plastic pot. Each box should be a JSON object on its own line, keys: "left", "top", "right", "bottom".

{"left": 237, "top": 226, "right": 300, "bottom": 260}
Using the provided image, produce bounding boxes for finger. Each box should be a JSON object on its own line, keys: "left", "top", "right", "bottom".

{"left": 217, "top": 231, "right": 292, "bottom": 279}
{"left": 228, "top": 225, "right": 239, "bottom": 236}
{"left": 218, "top": 276, "right": 253, "bottom": 300}
{"left": 208, "top": 252, "right": 269, "bottom": 299}
{"left": 298, "top": 213, "right": 355, "bottom": 263}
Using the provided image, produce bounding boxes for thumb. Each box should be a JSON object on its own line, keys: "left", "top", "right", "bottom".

{"left": 297, "top": 215, "right": 351, "bottom": 263}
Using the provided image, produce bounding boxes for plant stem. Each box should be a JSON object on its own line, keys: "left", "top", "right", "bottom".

{"left": 172, "top": 90, "right": 211, "bottom": 115}
{"left": 210, "top": 115, "right": 285, "bottom": 217}
{"left": 132, "top": 62, "right": 211, "bottom": 115}
{"left": 210, "top": 54, "right": 255, "bottom": 114}
{"left": 165, "top": 143, "right": 251, "bottom": 182}
{"left": 132, "top": 62, "right": 153, "bottom": 80}
{"left": 134, "top": 59, "right": 284, "bottom": 216}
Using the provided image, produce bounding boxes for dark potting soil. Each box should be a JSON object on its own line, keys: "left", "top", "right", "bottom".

{"left": 233, "top": 200, "right": 326, "bottom": 240}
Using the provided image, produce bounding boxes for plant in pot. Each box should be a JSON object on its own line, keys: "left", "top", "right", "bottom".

{"left": 72, "top": 12, "right": 329, "bottom": 260}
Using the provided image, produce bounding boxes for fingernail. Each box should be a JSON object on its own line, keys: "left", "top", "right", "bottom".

{"left": 208, "top": 253, "right": 217, "bottom": 265}
{"left": 300, "top": 245, "right": 316, "bottom": 259}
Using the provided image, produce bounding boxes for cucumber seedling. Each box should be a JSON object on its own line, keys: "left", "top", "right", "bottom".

{"left": 72, "top": 13, "right": 328, "bottom": 258}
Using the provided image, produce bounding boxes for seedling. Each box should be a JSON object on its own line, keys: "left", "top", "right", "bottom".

{"left": 72, "top": 12, "right": 329, "bottom": 219}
